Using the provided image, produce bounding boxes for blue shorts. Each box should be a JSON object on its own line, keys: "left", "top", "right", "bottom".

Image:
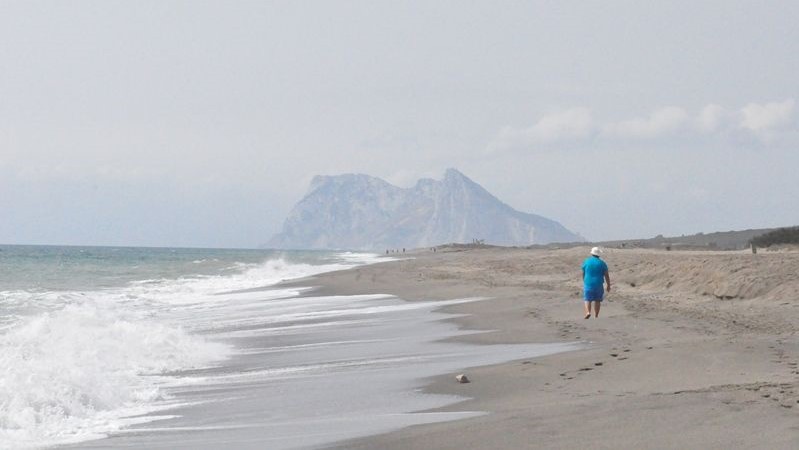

{"left": 584, "top": 287, "right": 604, "bottom": 302}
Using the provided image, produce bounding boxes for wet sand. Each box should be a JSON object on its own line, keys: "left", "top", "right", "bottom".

{"left": 308, "top": 246, "right": 799, "bottom": 449}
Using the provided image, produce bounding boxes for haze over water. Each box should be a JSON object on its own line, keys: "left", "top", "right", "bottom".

{"left": 3, "top": 2, "right": 797, "bottom": 248}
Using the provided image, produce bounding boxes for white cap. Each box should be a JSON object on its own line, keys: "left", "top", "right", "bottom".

{"left": 590, "top": 247, "right": 601, "bottom": 256}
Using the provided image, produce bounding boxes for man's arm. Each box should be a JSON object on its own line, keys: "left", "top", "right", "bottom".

{"left": 604, "top": 270, "right": 611, "bottom": 292}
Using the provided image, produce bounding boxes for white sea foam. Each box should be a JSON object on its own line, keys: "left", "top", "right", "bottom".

{"left": 0, "top": 300, "right": 228, "bottom": 448}
{"left": 0, "top": 252, "right": 377, "bottom": 449}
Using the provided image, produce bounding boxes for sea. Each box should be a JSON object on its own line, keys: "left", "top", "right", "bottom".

{"left": 0, "top": 245, "right": 576, "bottom": 449}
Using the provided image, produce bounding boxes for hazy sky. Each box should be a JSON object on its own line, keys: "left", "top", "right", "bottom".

{"left": 1, "top": 0, "right": 798, "bottom": 247}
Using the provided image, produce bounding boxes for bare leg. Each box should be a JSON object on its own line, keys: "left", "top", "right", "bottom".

{"left": 593, "top": 301, "right": 601, "bottom": 318}
{"left": 584, "top": 302, "right": 591, "bottom": 319}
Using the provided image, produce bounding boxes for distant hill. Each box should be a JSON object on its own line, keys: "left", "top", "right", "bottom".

{"left": 750, "top": 227, "right": 799, "bottom": 248}
{"left": 267, "top": 168, "right": 584, "bottom": 250}
{"left": 532, "top": 227, "right": 791, "bottom": 251}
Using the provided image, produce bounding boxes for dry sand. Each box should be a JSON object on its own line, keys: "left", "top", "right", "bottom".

{"left": 297, "top": 246, "right": 799, "bottom": 449}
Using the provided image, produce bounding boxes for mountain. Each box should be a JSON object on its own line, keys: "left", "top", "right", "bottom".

{"left": 267, "top": 169, "right": 583, "bottom": 250}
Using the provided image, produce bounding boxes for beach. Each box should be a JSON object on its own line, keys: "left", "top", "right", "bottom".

{"left": 4, "top": 245, "right": 798, "bottom": 448}
{"left": 307, "top": 246, "right": 799, "bottom": 449}
{"left": 4, "top": 247, "right": 576, "bottom": 449}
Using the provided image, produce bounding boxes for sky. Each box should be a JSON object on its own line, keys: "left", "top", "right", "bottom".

{"left": 1, "top": 0, "right": 798, "bottom": 247}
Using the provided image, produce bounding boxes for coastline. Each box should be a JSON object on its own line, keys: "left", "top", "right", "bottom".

{"left": 292, "top": 246, "right": 799, "bottom": 449}
{"left": 60, "top": 250, "right": 579, "bottom": 450}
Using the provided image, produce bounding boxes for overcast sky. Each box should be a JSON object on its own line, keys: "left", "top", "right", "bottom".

{"left": 1, "top": 0, "right": 798, "bottom": 247}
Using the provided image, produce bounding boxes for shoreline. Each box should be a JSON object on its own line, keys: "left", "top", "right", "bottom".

{"left": 289, "top": 246, "right": 799, "bottom": 449}
{"left": 63, "top": 250, "right": 580, "bottom": 450}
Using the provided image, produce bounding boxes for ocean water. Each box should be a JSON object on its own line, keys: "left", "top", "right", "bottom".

{"left": 0, "top": 245, "right": 576, "bottom": 449}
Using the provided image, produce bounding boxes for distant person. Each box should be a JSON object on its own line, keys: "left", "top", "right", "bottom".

{"left": 582, "top": 247, "right": 610, "bottom": 319}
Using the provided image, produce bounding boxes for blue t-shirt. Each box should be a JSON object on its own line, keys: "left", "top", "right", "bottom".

{"left": 582, "top": 256, "right": 608, "bottom": 290}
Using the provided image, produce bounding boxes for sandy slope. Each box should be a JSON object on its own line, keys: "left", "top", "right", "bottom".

{"left": 298, "top": 246, "right": 799, "bottom": 449}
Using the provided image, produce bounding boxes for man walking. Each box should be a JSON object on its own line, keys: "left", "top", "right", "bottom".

{"left": 582, "top": 247, "right": 610, "bottom": 319}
